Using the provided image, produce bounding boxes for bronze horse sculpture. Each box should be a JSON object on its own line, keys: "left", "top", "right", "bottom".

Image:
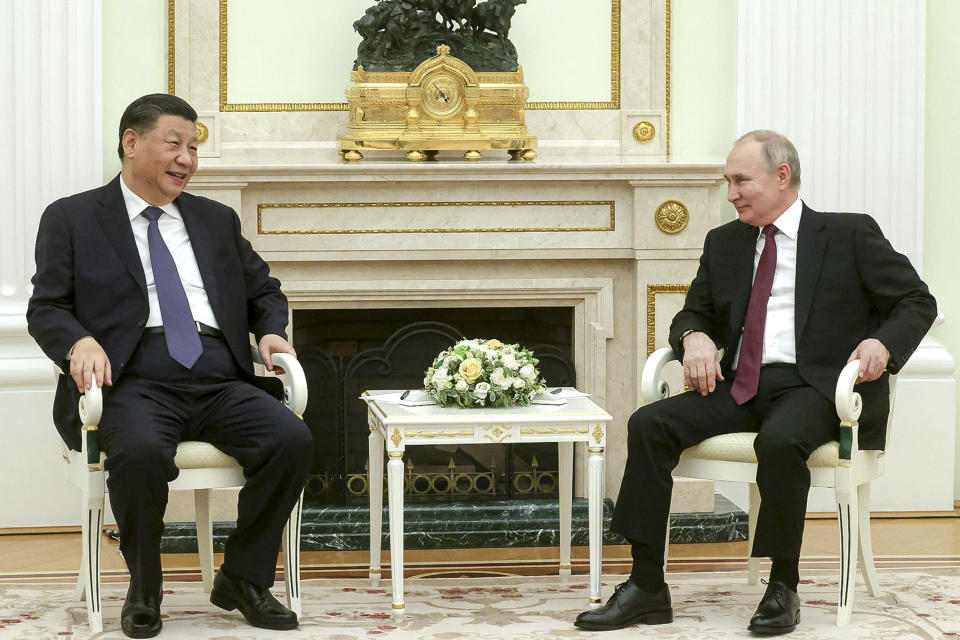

{"left": 472, "top": 0, "right": 526, "bottom": 40}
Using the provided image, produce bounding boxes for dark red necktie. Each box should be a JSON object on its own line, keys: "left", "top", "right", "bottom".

{"left": 731, "top": 224, "right": 778, "bottom": 405}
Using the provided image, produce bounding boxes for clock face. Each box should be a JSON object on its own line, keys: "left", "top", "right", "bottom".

{"left": 421, "top": 73, "right": 463, "bottom": 119}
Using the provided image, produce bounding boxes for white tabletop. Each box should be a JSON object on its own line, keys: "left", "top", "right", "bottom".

{"left": 362, "top": 390, "right": 613, "bottom": 426}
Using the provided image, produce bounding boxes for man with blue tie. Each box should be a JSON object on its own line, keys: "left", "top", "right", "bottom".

{"left": 575, "top": 131, "right": 936, "bottom": 634}
{"left": 27, "top": 94, "right": 312, "bottom": 638}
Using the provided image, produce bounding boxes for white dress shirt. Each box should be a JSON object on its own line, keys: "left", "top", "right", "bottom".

{"left": 731, "top": 195, "right": 803, "bottom": 369}
{"left": 120, "top": 177, "right": 219, "bottom": 329}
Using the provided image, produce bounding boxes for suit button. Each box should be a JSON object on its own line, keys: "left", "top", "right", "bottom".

{"left": 138, "top": 318, "right": 147, "bottom": 327}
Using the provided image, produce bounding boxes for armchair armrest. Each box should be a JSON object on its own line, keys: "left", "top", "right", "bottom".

{"left": 54, "top": 362, "right": 103, "bottom": 466}
{"left": 250, "top": 346, "right": 308, "bottom": 416}
{"left": 835, "top": 359, "right": 862, "bottom": 461}
{"left": 641, "top": 347, "right": 680, "bottom": 405}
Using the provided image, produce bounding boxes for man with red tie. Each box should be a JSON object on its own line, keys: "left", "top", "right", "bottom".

{"left": 575, "top": 130, "right": 937, "bottom": 634}
{"left": 27, "top": 94, "right": 311, "bottom": 638}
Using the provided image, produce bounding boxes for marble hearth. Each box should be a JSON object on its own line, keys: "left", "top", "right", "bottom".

{"left": 159, "top": 156, "right": 729, "bottom": 530}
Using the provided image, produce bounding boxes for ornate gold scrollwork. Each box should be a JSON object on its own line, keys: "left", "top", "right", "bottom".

{"left": 655, "top": 200, "right": 689, "bottom": 234}
{"left": 592, "top": 424, "right": 604, "bottom": 444}
{"left": 632, "top": 120, "right": 655, "bottom": 143}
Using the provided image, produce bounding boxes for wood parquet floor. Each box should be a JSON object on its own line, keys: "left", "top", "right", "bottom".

{"left": 2, "top": 514, "right": 958, "bottom": 583}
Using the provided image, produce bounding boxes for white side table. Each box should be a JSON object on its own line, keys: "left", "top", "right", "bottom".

{"left": 364, "top": 391, "right": 613, "bottom": 614}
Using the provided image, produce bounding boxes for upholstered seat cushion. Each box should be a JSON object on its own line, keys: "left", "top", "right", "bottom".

{"left": 681, "top": 432, "right": 840, "bottom": 468}
{"left": 173, "top": 441, "right": 241, "bottom": 469}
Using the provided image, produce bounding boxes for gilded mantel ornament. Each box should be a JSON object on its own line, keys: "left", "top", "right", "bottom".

{"left": 195, "top": 122, "right": 209, "bottom": 145}
{"left": 340, "top": 0, "right": 536, "bottom": 161}
{"left": 337, "top": 45, "right": 537, "bottom": 162}
{"left": 655, "top": 200, "right": 689, "bottom": 234}
{"left": 632, "top": 120, "right": 655, "bottom": 144}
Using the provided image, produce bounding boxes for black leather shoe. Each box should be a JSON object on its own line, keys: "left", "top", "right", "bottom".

{"left": 210, "top": 567, "right": 298, "bottom": 631}
{"left": 748, "top": 580, "right": 801, "bottom": 634}
{"left": 120, "top": 583, "right": 162, "bottom": 639}
{"left": 574, "top": 581, "right": 673, "bottom": 631}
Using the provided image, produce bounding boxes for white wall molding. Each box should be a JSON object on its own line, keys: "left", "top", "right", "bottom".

{"left": 0, "top": 0, "right": 103, "bottom": 528}
{"left": 737, "top": 0, "right": 925, "bottom": 267}
{"left": 0, "top": 0, "right": 103, "bottom": 389}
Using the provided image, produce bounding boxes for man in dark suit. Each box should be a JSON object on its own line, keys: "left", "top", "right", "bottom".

{"left": 27, "top": 94, "right": 312, "bottom": 638}
{"left": 575, "top": 130, "right": 936, "bottom": 634}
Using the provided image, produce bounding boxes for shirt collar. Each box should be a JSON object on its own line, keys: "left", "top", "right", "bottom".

{"left": 119, "top": 175, "right": 182, "bottom": 222}
{"left": 756, "top": 194, "right": 802, "bottom": 241}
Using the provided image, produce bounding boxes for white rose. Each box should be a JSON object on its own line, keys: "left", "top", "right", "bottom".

{"left": 474, "top": 382, "right": 491, "bottom": 399}
{"left": 501, "top": 352, "right": 519, "bottom": 370}
{"left": 519, "top": 365, "right": 534, "bottom": 380}
{"left": 512, "top": 378, "right": 525, "bottom": 389}
{"left": 455, "top": 379, "right": 468, "bottom": 391}
{"left": 432, "top": 366, "right": 451, "bottom": 385}
{"left": 490, "top": 367, "right": 507, "bottom": 387}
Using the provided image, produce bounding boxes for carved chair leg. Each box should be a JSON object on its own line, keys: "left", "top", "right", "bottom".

{"left": 282, "top": 490, "right": 304, "bottom": 616}
{"left": 195, "top": 489, "right": 215, "bottom": 592}
{"left": 747, "top": 483, "right": 761, "bottom": 585}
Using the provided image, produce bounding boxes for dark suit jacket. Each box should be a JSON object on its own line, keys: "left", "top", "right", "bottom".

{"left": 27, "top": 175, "right": 289, "bottom": 451}
{"left": 668, "top": 203, "right": 937, "bottom": 450}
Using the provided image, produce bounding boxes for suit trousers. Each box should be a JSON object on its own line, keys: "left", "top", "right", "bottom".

{"left": 98, "top": 333, "right": 313, "bottom": 593}
{"left": 611, "top": 364, "right": 838, "bottom": 561}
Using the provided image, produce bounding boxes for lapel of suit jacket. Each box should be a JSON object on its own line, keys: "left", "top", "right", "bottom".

{"left": 795, "top": 203, "right": 828, "bottom": 342}
{"left": 177, "top": 194, "right": 221, "bottom": 316}
{"left": 727, "top": 221, "right": 762, "bottom": 337}
{"left": 95, "top": 175, "right": 147, "bottom": 299}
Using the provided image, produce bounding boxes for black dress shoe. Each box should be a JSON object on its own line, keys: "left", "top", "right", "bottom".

{"left": 210, "top": 567, "right": 298, "bottom": 631}
{"left": 574, "top": 581, "right": 673, "bottom": 631}
{"left": 120, "top": 583, "right": 162, "bottom": 639}
{"left": 748, "top": 580, "right": 801, "bottom": 635}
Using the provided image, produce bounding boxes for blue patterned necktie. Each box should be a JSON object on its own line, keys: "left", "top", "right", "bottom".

{"left": 141, "top": 206, "right": 203, "bottom": 369}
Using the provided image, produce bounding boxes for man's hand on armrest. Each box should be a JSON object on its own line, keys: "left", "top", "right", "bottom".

{"left": 682, "top": 331, "right": 724, "bottom": 396}
{"left": 847, "top": 338, "right": 890, "bottom": 384}
{"left": 257, "top": 334, "right": 297, "bottom": 375}
{"left": 69, "top": 336, "right": 112, "bottom": 392}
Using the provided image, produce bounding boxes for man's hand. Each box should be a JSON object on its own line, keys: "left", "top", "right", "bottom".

{"left": 69, "top": 336, "right": 112, "bottom": 392}
{"left": 258, "top": 334, "right": 297, "bottom": 375}
{"left": 847, "top": 338, "right": 890, "bottom": 384}
{"left": 682, "top": 331, "right": 724, "bottom": 396}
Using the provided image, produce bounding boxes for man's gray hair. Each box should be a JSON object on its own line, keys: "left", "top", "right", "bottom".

{"left": 735, "top": 129, "right": 801, "bottom": 188}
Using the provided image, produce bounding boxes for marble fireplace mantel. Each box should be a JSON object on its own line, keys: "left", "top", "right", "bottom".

{"left": 184, "top": 155, "right": 728, "bottom": 505}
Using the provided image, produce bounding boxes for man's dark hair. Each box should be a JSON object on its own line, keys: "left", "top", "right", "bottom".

{"left": 117, "top": 93, "right": 198, "bottom": 160}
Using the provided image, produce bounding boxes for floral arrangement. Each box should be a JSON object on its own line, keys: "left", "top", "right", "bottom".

{"left": 423, "top": 338, "right": 547, "bottom": 408}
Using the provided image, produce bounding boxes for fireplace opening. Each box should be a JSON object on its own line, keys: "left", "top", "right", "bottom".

{"left": 292, "top": 307, "right": 576, "bottom": 505}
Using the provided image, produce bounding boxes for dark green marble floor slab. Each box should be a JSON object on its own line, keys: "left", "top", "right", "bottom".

{"left": 159, "top": 495, "right": 746, "bottom": 553}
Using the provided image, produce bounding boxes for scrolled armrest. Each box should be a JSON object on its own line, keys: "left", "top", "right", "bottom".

{"left": 250, "top": 346, "right": 308, "bottom": 416}
{"left": 835, "top": 359, "right": 862, "bottom": 460}
{"left": 640, "top": 347, "right": 680, "bottom": 405}
{"left": 834, "top": 360, "right": 862, "bottom": 423}
{"left": 56, "top": 364, "right": 102, "bottom": 466}
{"left": 79, "top": 377, "right": 103, "bottom": 427}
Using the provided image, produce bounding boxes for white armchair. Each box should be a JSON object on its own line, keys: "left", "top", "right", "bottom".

{"left": 642, "top": 347, "right": 895, "bottom": 627}
{"left": 59, "top": 347, "right": 308, "bottom": 634}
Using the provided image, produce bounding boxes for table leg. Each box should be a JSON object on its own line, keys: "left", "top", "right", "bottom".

{"left": 588, "top": 446, "right": 605, "bottom": 605}
{"left": 368, "top": 430, "right": 384, "bottom": 587}
{"left": 387, "top": 452, "right": 405, "bottom": 615}
{"left": 558, "top": 441, "right": 573, "bottom": 579}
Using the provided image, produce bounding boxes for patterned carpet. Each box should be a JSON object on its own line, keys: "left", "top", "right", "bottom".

{"left": 1, "top": 568, "right": 958, "bottom": 639}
